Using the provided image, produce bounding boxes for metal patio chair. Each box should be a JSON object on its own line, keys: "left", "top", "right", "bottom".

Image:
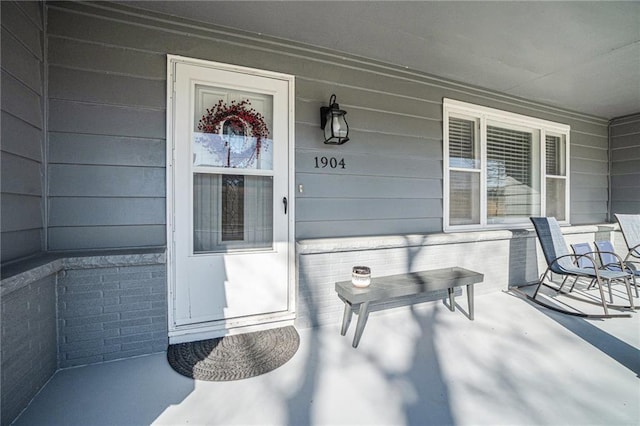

{"left": 528, "top": 217, "right": 635, "bottom": 318}
{"left": 561, "top": 242, "right": 597, "bottom": 293}
{"left": 615, "top": 214, "right": 640, "bottom": 266}
{"left": 594, "top": 240, "right": 639, "bottom": 298}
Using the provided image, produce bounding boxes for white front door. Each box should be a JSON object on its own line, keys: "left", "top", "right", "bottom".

{"left": 167, "top": 56, "right": 295, "bottom": 343}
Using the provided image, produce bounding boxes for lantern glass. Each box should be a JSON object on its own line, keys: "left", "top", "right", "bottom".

{"left": 320, "top": 95, "right": 349, "bottom": 145}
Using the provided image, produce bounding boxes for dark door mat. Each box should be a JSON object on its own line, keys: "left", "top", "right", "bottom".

{"left": 167, "top": 326, "right": 300, "bottom": 381}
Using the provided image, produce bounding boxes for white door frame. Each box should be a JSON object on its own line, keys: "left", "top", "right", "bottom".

{"left": 166, "top": 55, "right": 296, "bottom": 343}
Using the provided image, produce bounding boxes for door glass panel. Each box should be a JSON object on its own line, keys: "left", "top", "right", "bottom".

{"left": 193, "top": 85, "right": 273, "bottom": 170}
{"left": 194, "top": 174, "right": 273, "bottom": 253}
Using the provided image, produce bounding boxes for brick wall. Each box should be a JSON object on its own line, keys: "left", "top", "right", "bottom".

{"left": 57, "top": 264, "right": 168, "bottom": 367}
{"left": 296, "top": 238, "right": 515, "bottom": 329}
{"left": 296, "top": 225, "right": 616, "bottom": 330}
{"left": 1, "top": 252, "right": 166, "bottom": 425}
{"left": 1, "top": 276, "right": 57, "bottom": 426}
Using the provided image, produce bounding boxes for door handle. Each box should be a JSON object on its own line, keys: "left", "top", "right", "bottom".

{"left": 283, "top": 197, "right": 288, "bottom": 214}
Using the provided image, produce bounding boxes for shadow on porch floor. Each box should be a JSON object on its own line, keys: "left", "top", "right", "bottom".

{"left": 13, "top": 291, "right": 640, "bottom": 425}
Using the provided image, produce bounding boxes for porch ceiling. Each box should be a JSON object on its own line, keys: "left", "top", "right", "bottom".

{"left": 121, "top": 1, "right": 640, "bottom": 120}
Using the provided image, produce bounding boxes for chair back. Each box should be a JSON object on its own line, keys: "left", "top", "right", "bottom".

{"left": 571, "top": 243, "right": 595, "bottom": 269}
{"left": 615, "top": 214, "right": 640, "bottom": 259}
{"left": 530, "top": 217, "right": 573, "bottom": 274}
{"left": 594, "top": 240, "right": 618, "bottom": 269}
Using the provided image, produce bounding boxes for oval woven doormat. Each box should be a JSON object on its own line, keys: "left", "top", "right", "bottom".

{"left": 167, "top": 326, "right": 300, "bottom": 381}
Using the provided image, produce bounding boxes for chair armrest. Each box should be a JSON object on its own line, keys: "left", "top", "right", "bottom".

{"left": 598, "top": 250, "right": 636, "bottom": 275}
{"left": 550, "top": 253, "right": 598, "bottom": 272}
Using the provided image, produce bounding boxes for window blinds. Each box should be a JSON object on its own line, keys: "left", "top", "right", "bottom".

{"left": 546, "top": 135, "right": 562, "bottom": 176}
{"left": 487, "top": 125, "right": 532, "bottom": 187}
{"left": 449, "top": 118, "right": 476, "bottom": 168}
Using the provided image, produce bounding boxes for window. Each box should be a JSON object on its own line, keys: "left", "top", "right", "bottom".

{"left": 443, "top": 99, "right": 570, "bottom": 231}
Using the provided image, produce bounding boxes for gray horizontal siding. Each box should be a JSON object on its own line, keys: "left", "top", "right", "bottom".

{"left": 571, "top": 187, "right": 608, "bottom": 202}
{"left": 1, "top": 111, "right": 43, "bottom": 161}
{"left": 611, "top": 202, "right": 640, "bottom": 214}
{"left": 48, "top": 99, "right": 164, "bottom": 138}
{"left": 1, "top": 70, "right": 42, "bottom": 128}
{"left": 571, "top": 158, "right": 608, "bottom": 175}
{"left": 47, "top": 2, "right": 607, "bottom": 128}
{"left": 46, "top": 4, "right": 167, "bottom": 251}
{"left": 1, "top": 229, "right": 43, "bottom": 263}
{"left": 611, "top": 186, "right": 640, "bottom": 201}
{"left": 570, "top": 171, "right": 608, "bottom": 188}
{"left": 1, "top": 194, "right": 42, "bottom": 232}
{"left": 48, "top": 165, "right": 165, "bottom": 197}
{"left": 1, "top": 1, "right": 43, "bottom": 60}
{"left": 49, "top": 197, "right": 165, "bottom": 227}
{"left": 611, "top": 146, "right": 640, "bottom": 163}
{"left": 48, "top": 37, "right": 165, "bottom": 80}
{"left": 1, "top": 27, "right": 42, "bottom": 93}
{"left": 48, "top": 66, "right": 165, "bottom": 108}
{"left": 610, "top": 114, "right": 640, "bottom": 215}
{"left": 611, "top": 174, "right": 640, "bottom": 189}
{"left": 48, "top": 225, "right": 165, "bottom": 250}
{"left": 1, "top": 152, "right": 43, "bottom": 196}
{"left": 296, "top": 174, "right": 442, "bottom": 199}
{"left": 571, "top": 144, "right": 607, "bottom": 161}
{"left": 44, "top": 1, "right": 612, "bottom": 249}
{"left": 297, "top": 218, "right": 442, "bottom": 239}
{"left": 297, "top": 198, "right": 441, "bottom": 222}
{"left": 610, "top": 159, "right": 640, "bottom": 176}
{"left": 48, "top": 133, "right": 165, "bottom": 167}
{"left": 296, "top": 124, "right": 439, "bottom": 156}
{"left": 296, "top": 151, "right": 441, "bottom": 179}
{"left": 609, "top": 132, "right": 640, "bottom": 150}
{"left": 611, "top": 116, "right": 640, "bottom": 137}
{"left": 1, "top": 1, "right": 44, "bottom": 263}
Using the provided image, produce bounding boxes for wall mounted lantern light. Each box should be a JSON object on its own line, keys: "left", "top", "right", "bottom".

{"left": 320, "top": 94, "right": 349, "bottom": 145}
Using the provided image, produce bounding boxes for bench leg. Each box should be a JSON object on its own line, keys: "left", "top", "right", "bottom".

{"left": 352, "top": 301, "right": 370, "bottom": 348}
{"left": 340, "top": 302, "right": 353, "bottom": 336}
{"left": 448, "top": 287, "right": 455, "bottom": 312}
{"left": 467, "top": 284, "right": 474, "bottom": 320}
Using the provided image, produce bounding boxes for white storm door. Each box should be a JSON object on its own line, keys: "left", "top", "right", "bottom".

{"left": 170, "top": 59, "right": 292, "bottom": 332}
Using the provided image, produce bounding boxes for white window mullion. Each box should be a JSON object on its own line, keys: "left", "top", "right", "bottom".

{"left": 540, "top": 129, "right": 547, "bottom": 216}
{"left": 480, "top": 114, "right": 488, "bottom": 227}
{"left": 443, "top": 110, "right": 450, "bottom": 230}
{"left": 564, "top": 132, "right": 571, "bottom": 223}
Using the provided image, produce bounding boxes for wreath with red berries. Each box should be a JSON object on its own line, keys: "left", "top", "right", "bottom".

{"left": 197, "top": 99, "right": 269, "bottom": 156}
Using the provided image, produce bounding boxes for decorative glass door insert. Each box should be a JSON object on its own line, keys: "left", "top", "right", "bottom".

{"left": 191, "top": 86, "right": 275, "bottom": 253}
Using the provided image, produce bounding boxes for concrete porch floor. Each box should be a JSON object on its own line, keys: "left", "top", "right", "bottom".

{"left": 13, "top": 290, "right": 640, "bottom": 426}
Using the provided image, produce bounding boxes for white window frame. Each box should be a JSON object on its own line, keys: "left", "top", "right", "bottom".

{"left": 443, "top": 98, "right": 570, "bottom": 232}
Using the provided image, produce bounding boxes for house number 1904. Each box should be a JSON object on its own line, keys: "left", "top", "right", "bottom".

{"left": 314, "top": 156, "right": 346, "bottom": 169}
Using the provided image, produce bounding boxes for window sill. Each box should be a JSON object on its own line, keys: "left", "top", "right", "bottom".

{"left": 296, "top": 223, "right": 618, "bottom": 255}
